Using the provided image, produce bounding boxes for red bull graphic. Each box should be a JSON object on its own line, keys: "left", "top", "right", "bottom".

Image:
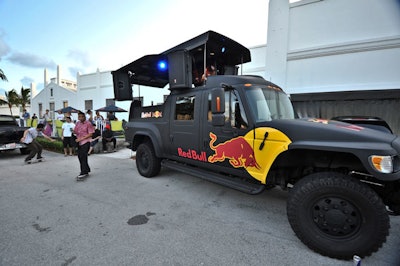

{"left": 177, "top": 148, "right": 207, "bottom": 162}
{"left": 208, "top": 132, "right": 260, "bottom": 169}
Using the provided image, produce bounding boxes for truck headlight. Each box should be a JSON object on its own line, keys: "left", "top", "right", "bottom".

{"left": 369, "top": 155, "right": 393, "bottom": 173}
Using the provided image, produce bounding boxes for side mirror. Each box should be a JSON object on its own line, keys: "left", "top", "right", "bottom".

{"left": 211, "top": 88, "right": 225, "bottom": 113}
{"left": 211, "top": 88, "right": 225, "bottom": 126}
{"left": 112, "top": 71, "right": 133, "bottom": 101}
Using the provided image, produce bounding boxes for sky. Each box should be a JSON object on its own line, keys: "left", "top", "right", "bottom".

{"left": 0, "top": 0, "right": 270, "bottom": 96}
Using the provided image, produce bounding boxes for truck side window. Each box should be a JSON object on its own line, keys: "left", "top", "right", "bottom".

{"left": 175, "top": 96, "right": 195, "bottom": 120}
{"left": 225, "top": 90, "right": 248, "bottom": 129}
{"left": 207, "top": 91, "right": 248, "bottom": 128}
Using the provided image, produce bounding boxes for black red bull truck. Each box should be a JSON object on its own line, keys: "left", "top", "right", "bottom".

{"left": 112, "top": 31, "right": 400, "bottom": 260}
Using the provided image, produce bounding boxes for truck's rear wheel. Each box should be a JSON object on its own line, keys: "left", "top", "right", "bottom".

{"left": 136, "top": 142, "right": 161, "bottom": 177}
{"left": 287, "top": 172, "right": 389, "bottom": 260}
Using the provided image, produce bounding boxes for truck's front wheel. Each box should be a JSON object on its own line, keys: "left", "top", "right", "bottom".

{"left": 287, "top": 172, "right": 389, "bottom": 260}
{"left": 136, "top": 142, "right": 161, "bottom": 177}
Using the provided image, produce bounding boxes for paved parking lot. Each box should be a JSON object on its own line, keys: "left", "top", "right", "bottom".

{"left": 0, "top": 149, "right": 399, "bottom": 266}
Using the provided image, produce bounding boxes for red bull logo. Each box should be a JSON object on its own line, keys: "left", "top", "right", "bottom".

{"left": 208, "top": 132, "right": 260, "bottom": 169}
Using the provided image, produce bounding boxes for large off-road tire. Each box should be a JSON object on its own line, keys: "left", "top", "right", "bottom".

{"left": 136, "top": 141, "right": 161, "bottom": 178}
{"left": 287, "top": 172, "right": 389, "bottom": 260}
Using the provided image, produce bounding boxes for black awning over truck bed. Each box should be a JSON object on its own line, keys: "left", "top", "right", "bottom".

{"left": 113, "top": 30, "right": 251, "bottom": 89}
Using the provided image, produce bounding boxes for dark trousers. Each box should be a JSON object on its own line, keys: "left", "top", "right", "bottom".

{"left": 102, "top": 137, "right": 116, "bottom": 150}
{"left": 25, "top": 139, "right": 43, "bottom": 161}
{"left": 77, "top": 142, "right": 90, "bottom": 174}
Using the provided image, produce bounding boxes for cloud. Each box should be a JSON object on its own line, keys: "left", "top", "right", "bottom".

{"left": 68, "top": 66, "right": 84, "bottom": 78}
{"left": 67, "top": 49, "right": 92, "bottom": 67}
{"left": 7, "top": 52, "right": 56, "bottom": 68}
{"left": 0, "top": 30, "right": 11, "bottom": 60}
{"left": 20, "top": 76, "right": 34, "bottom": 87}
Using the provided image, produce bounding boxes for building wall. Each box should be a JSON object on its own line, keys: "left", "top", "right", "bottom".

{"left": 242, "top": 45, "right": 267, "bottom": 78}
{"left": 30, "top": 80, "right": 77, "bottom": 120}
{"left": 253, "top": 0, "right": 400, "bottom": 134}
{"left": 0, "top": 105, "right": 22, "bottom": 117}
{"left": 265, "top": 0, "right": 400, "bottom": 94}
{"left": 77, "top": 70, "right": 116, "bottom": 113}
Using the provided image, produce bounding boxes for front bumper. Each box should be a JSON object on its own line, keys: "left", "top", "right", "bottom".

{"left": 0, "top": 142, "right": 27, "bottom": 151}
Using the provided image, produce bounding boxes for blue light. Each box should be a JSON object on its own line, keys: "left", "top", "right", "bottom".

{"left": 157, "top": 60, "right": 167, "bottom": 71}
{"left": 221, "top": 47, "right": 226, "bottom": 53}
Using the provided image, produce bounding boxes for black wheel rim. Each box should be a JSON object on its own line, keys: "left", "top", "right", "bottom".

{"left": 311, "top": 197, "right": 362, "bottom": 237}
{"left": 138, "top": 150, "right": 149, "bottom": 170}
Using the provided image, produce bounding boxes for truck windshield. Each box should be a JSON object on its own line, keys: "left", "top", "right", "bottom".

{"left": 245, "top": 86, "right": 295, "bottom": 122}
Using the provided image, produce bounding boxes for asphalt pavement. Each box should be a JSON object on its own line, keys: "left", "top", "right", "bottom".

{"left": 0, "top": 148, "right": 399, "bottom": 266}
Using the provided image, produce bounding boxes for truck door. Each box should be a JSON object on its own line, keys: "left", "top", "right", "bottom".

{"left": 203, "top": 88, "right": 252, "bottom": 177}
{"left": 168, "top": 91, "right": 205, "bottom": 163}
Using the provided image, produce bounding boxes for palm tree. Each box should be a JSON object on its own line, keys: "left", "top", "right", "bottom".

{"left": 0, "top": 68, "right": 9, "bottom": 107}
{"left": 0, "top": 68, "right": 7, "bottom": 81}
{"left": 19, "top": 86, "right": 30, "bottom": 110}
{"left": 1, "top": 89, "right": 19, "bottom": 116}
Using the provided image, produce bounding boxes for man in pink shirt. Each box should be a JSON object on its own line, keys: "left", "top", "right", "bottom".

{"left": 74, "top": 111, "right": 94, "bottom": 180}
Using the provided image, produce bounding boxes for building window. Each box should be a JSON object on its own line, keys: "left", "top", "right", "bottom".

{"left": 50, "top": 88, "right": 53, "bottom": 97}
{"left": 49, "top": 102, "right": 55, "bottom": 119}
{"left": 85, "top": 100, "right": 93, "bottom": 111}
{"left": 106, "top": 98, "right": 115, "bottom": 106}
{"left": 63, "top": 101, "right": 68, "bottom": 108}
{"left": 38, "top": 103, "right": 43, "bottom": 118}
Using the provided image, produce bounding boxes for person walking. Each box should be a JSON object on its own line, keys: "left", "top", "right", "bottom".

{"left": 61, "top": 116, "right": 75, "bottom": 156}
{"left": 74, "top": 111, "right": 94, "bottom": 180}
{"left": 20, "top": 123, "right": 55, "bottom": 164}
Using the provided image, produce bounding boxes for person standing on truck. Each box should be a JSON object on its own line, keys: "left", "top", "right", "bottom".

{"left": 201, "top": 65, "right": 216, "bottom": 82}
{"left": 74, "top": 111, "right": 94, "bottom": 180}
{"left": 20, "top": 123, "right": 55, "bottom": 164}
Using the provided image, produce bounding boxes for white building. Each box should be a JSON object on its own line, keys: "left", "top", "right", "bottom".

{"left": 30, "top": 65, "right": 77, "bottom": 120}
{"left": 244, "top": 0, "right": 400, "bottom": 134}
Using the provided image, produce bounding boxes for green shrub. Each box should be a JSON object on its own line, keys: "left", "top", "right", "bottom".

{"left": 36, "top": 137, "right": 64, "bottom": 153}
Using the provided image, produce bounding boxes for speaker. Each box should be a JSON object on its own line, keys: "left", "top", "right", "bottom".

{"left": 112, "top": 71, "right": 133, "bottom": 101}
{"left": 168, "top": 50, "right": 192, "bottom": 89}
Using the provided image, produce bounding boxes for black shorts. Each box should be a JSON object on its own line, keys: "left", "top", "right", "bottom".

{"left": 63, "top": 137, "right": 74, "bottom": 148}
